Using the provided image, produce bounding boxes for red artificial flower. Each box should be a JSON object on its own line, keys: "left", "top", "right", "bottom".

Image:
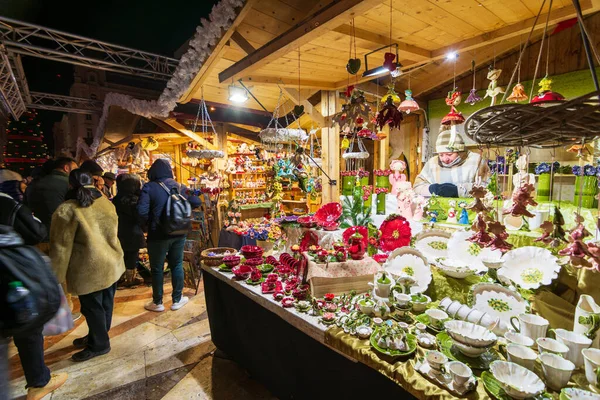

{"left": 324, "top": 293, "right": 335, "bottom": 302}
{"left": 379, "top": 215, "right": 412, "bottom": 252}
{"left": 250, "top": 269, "right": 262, "bottom": 282}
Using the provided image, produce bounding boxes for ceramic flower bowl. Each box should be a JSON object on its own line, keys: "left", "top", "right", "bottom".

{"left": 244, "top": 258, "right": 263, "bottom": 267}
{"left": 321, "top": 221, "right": 340, "bottom": 231}
{"left": 297, "top": 215, "right": 317, "bottom": 228}
{"left": 241, "top": 245, "right": 263, "bottom": 259}
{"left": 314, "top": 202, "right": 342, "bottom": 225}
{"left": 437, "top": 258, "right": 477, "bottom": 279}
{"left": 372, "top": 254, "right": 389, "bottom": 264}
{"left": 445, "top": 320, "right": 497, "bottom": 348}
{"left": 223, "top": 255, "right": 241, "bottom": 269}
{"left": 231, "top": 264, "right": 253, "bottom": 280}
{"left": 490, "top": 361, "right": 545, "bottom": 399}
{"left": 561, "top": 388, "right": 600, "bottom": 400}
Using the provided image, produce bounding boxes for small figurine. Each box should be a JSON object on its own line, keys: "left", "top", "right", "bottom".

{"left": 507, "top": 83, "right": 528, "bottom": 103}
{"left": 458, "top": 201, "right": 469, "bottom": 224}
{"left": 468, "top": 212, "right": 492, "bottom": 246}
{"left": 428, "top": 210, "right": 439, "bottom": 224}
{"left": 441, "top": 89, "right": 465, "bottom": 125}
{"left": 486, "top": 221, "right": 513, "bottom": 253}
{"left": 512, "top": 154, "right": 536, "bottom": 198}
{"left": 389, "top": 159, "right": 409, "bottom": 196}
{"left": 413, "top": 195, "right": 426, "bottom": 221}
{"left": 397, "top": 190, "right": 414, "bottom": 220}
{"left": 446, "top": 200, "right": 458, "bottom": 223}
{"left": 484, "top": 67, "right": 505, "bottom": 106}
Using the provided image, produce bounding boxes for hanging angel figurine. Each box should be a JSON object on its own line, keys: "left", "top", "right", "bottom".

{"left": 468, "top": 212, "right": 492, "bottom": 245}
{"left": 486, "top": 221, "right": 513, "bottom": 253}
{"left": 484, "top": 67, "right": 505, "bottom": 106}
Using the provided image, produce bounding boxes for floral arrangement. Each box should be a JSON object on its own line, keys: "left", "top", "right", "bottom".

{"left": 374, "top": 187, "right": 389, "bottom": 195}
{"left": 341, "top": 169, "right": 370, "bottom": 177}
{"left": 535, "top": 162, "right": 561, "bottom": 174}
{"left": 373, "top": 169, "right": 392, "bottom": 176}
{"left": 573, "top": 164, "right": 597, "bottom": 176}
{"left": 362, "top": 185, "right": 373, "bottom": 201}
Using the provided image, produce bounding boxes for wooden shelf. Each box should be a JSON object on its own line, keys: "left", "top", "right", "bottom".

{"left": 282, "top": 199, "right": 307, "bottom": 203}
{"left": 496, "top": 174, "right": 576, "bottom": 178}
{"left": 232, "top": 187, "right": 267, "bottom": 191}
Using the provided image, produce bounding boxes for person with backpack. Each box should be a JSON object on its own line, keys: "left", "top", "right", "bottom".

{"left": 0, "top": 185, "right": 67, "bottom": 399}
{"left": 50, "top": 170, "right": 125, "bottom": 362}
{"left": 113, "top": 174, "right": 145, "bottom": 288}
{"left": 137, "top": 159, "right": 198, "bottom": 312}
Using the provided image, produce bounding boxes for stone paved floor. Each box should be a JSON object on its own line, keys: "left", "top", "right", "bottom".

{"left": 8, "top": 282, "right": 277, "bottom": 400}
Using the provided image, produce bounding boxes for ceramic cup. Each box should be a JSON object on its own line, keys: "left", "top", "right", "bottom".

{"left": 394, "top": 293, "right": 412, "bottom": 308}
{"left": 506, "top": 344, "right": 537, "bottom": 371}
{"left": 439, "top": 297, "right": 453, "bottom": 311}
{"left": 466, "top": 309, "right": 485, "bottom": 325}
{"left": 446, "top": 301, "right": 463, "bottom": 318}
{"left": 358, "top": 299, "right": 375, "bottom": 315}
{"left": 426, "top": 309, "right": 448, "bottom": 330}
{"left": 480, "top": 313, "right": 500, "bottom": 332}
{"left": 415, "top": 323, "right": 427, "bottom": 333}
{"left": 505, "top": 331, "right": 535, "bottom": 348}
{"left": 447, "top": 361, "right": 471, "bottom": 388}
{"left": 536, "top": 337, "right": 569, "bottom": 358}
{"left": 426, "top": 350, "right": 448, "bottom": 374}
{"left": 582, "top": 348, "right": 600, "bottom": 389}
{"left": 539, "top": 352, "right": 576, "bottom": 392}
{"left": 553, "top": 328, "right": 593, "bottom": 368}
{"left": 455, "top": 305, "right": 472, "bottom": 321}
{"left": 510, "top": 313, "right": 549, "bottom": 343}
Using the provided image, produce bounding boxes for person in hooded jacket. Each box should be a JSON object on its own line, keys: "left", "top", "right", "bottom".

{"left": 113, "top": 174, "right": 145, "bottom": 287}
{"left": 137, "top": 159, "right": 200, "bottom": 312}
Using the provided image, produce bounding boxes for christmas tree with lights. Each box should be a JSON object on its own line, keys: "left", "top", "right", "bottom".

{"left": 4, "top": 110, "right": 49, "bottom": 175}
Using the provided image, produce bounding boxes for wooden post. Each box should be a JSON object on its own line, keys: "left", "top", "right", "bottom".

{"left": 378, "top": 125, "right": 390, "bottom": 169}
{"left": 320, "top": 90, "right": 340, "bottom": 203}
{"left": 174, "top": 145, "right": 183, "bottom": 183}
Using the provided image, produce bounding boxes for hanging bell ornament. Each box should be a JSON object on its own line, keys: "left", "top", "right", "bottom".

{"left": 398, "top": 89, "right": 420, "bottom": 114}
{"left": 346, "top": 58, "right": 361, "bottom": 75}
{"left": 506, "top": 83, "right": 528, "bottom": 103}
{"left": 531, "top": 76, "right": 565, "bottom": 103}
{"left": 341, "top": 136, "right": 350, "bottom": 150}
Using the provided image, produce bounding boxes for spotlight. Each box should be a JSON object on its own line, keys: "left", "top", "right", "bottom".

{"left": 228, "top": 85, "right": 248, "bottom": 103}
{"left": 446, "top": 52, "right": 458, "bottom": 61}
{"left": 210, "top": 106, "right": 216, "bottom": 111}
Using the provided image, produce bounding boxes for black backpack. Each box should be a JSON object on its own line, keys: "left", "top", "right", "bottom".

{"left": 159, "top": 182, "right": 192, "bottom": 236}
{"left": 0, "top": 225, "right": 60, "bottom": 337}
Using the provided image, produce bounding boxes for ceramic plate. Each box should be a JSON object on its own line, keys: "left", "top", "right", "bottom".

{"left": 447, "top": 230, "right": 502, "bottom": 274}
{"left": 414, "top": 231, "right": 450, "bottom": 263}
{"left": 560, "top": 388, "right": 600, "bottom": 400}
{"left": 384, "top": 253, "right": 432, "bottom": 294}
{"left": 370, "top": 329, "right": 417, "bottom": 358}
{"left": 471, "top": 282, "right": 528, "bottom": 329}
{"left": 498, "top": 247, "right": 561, "bottom": 290}
{"left": 436, "top": 332, "right": 501, "bottom": 370}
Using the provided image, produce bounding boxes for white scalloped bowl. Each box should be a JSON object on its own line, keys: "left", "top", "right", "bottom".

{"left": 453, "top": 341, "right": 489, "bottom": 357}
{"left": 437, "top": 258, "right": 477, "bottom": 279}
{"left": 490, "top": 361, "right": 545, "bottom": 399}
{"left": 561, "top": 388, "right": 600, "bottom": 400}
{"left": 384, "top": 253, "right": 431, "bottom": 294}
{"left": 498, "top": 247, "right": 560, "bottom": 290}
{"left": 445, "top": 320, "right": 497, "bottom": 348}
{"left": 447, "top": 230, "right": 502, "bottom": 273}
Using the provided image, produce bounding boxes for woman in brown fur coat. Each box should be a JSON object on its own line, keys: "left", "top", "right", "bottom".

{"left": 50, "top": 170, "right": 125, "bottom": 362}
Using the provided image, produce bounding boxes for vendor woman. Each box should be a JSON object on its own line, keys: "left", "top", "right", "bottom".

{"left": 414, "top": 130, "right": 490, "bottom": 198}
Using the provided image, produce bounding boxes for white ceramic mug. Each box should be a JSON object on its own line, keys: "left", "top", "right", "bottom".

{"left": 510, "top": 313, "right": 549, "bottom": 343}
{"left": 553, "top": 328, "right": 593, "bottom": 368}
{"left": 426, "top": 309, "right": 448, "bottom": 330}
{"left": 466, "top": 309, "right": 485, "bottom": 325}
{"left": 506, "top": 344, "right": 537, "bottom": 371}
{"left": 426, "top": 350, "right": 448, "bottom": 374}
{"left": 447, "top": 361, "right": 471, "bottom": 387}
{"left": 455, "top": 304, "right": 472, "bottom": 321}
{"left": 539, "top": 352, "right": 576, "bottom": 391}
{"left": 446, "top": 301, "right": 463, "bottom": 318}
{"left": 505, "top": 331, "right": 535, "bottom": 348}
{"left": 439, "top": 297, "right": 453, "bottom": 311}
{"left": 536, "top": 337, "right": 569, "bottom": 358}
{"left": 582, "top": 348, "right": 600, "bottom": 389}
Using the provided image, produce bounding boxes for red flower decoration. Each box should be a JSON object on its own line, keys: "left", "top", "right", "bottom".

{"left": 379, "top": 214, "right": 412, "bottom": 252}
{"left": 282, "top": 297, "right": 295, "bottom": 308}
{"left": 299, "top": 231, "right": 319, "bottom": 252}
{"left": 324, "top": 293, "right": 335, "bottom": 302}
{"left": 343, "top": 226, "right": 368, "bottom": 248}
{"left": 314, "top": 202, "right": 343, "bottom": 225}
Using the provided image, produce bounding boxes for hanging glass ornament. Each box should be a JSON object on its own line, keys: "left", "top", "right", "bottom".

{"left": 507, "top": 83, "right": 529, "bottom": 102}
{"left": 398, "top": 89, "right": 420, "bottom": 114}
{"left": 465, "top": 60, "right": 483, "bottom": 105}
{"left": 531, "top": 76, "right": 565, "bottom": 103}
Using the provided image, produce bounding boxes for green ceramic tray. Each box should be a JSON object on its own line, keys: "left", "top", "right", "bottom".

{"left": 370, "top": 329, "right": 417, "bottom": 358}
{"left": 436, "top": 332, "right": 502, "bottom": 370}
{"left": 482, "top": 372, "right": 552, "bottom": 400}
{"left": 218, "top": 264, "right": 232, "bottom": 272}
{"left": 245, "top": 277, "right": 264, "bottom": 285}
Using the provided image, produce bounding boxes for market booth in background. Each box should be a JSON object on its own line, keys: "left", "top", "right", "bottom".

{"left": 77, "top": 0, "right": 600, "bottom": 398}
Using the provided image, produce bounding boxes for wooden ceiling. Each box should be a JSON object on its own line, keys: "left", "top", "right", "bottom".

{"left": 181, "top": 0, "right": 600, "bottom": 122}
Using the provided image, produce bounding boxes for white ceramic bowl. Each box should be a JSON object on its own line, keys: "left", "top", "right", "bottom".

{"left": 445, "top": 320, "right": 497, "bottom": 348}
{"left": 506, "top": 344, "right": 537, "bottom": 371}
{"left": 411, "top": 294, "right": 431, "bottom": 314}
{"left": 539, "top": 352, "right": 576, "bottom": 391}
{"left": 582, "top": 348, "right": 600, "bottom": 388}
{"left": 481, "top": 257, "right": 505, "bottom": 269}
{"left": 490, "top": 361, "right": 545, "bottom": 399}
{"left": 561, "top": 388, "right": 600, "bottom": 400}
{"left": 437, "top": 258, "right": 477, "bottom": 279}
{"left": 505, "top": 331, "right": 535, "bottom": 348}
{"left": 536, "top": 337, "right": 569, "bottom": 357}
{"left": 453, "top": 341, "right": 489, "bottom": 357}
{"left": 426, "top": 309, "right": 448, "bottom": 329}
{"left": 554, "top": 328, "right": 593, "bottom": 368}
{"left": 356, "top": 325, "right": 372, "bottom": 339}
{"left": 426, "top": 350, "right": 448, "bottom": 372}
{"left": 447, "top": 361, "right": 472, "bottom": 387}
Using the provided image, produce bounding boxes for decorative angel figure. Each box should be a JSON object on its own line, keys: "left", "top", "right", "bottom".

{"left": 389, "top": 159, "right": 409, "bottom": 196}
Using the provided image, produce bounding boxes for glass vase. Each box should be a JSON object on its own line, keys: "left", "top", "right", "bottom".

{"left": 536, "top": 173, "right": 551, "bottom": 202}
{"left": 375, "top": 175, "right": 390, "bottom": 189}
{"left": 376, "top": 193, "right": 386, "bottom": 215}
{"left": 363, "top": 194, "right": 372, "bottom": 210}
{"left": 342, "top": 176, "right": 354, "bottom": 196}
{"left": 360, "top": 176, "right": 370, "bottom": 187}
{"left": 575, "top": 175, "right": 598, "bottom": 208}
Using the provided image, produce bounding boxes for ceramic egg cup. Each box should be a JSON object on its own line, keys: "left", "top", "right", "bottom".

{"left": 414, "top": 357, "right": 477, "bottom": 396}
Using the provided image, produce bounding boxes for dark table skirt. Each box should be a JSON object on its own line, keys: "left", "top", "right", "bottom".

{"left": 203, "top": 272, "right": 415, "bottom": 400}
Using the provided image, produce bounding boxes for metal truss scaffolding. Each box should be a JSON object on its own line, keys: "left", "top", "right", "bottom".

{"left": 29, "top": 91, "right": 103, "bottom": 114}
{"left": 0, "top": 44, "right": 25, "bottom": 119}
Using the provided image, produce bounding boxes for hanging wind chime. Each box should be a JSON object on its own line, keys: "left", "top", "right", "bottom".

{"left": 186, "top": 89, "right": 225, "bottom": 160}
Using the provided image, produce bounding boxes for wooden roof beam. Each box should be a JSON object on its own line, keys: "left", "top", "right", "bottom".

{"left": 230, "top": 30, "right": 256, "bottom": 55}
{"left": 332, "top": 24, "right": 431, "bottom": 61}
{"left": 282, "top": 88, "right": 325, "bottom": 126}
{"left": 152, "top": 117, "right": 218, "bottom": 150}
{"left": 179, "top": 0, "right": 257, "bottom": 103}
{"left": 218, "top": 0, "right": 387, "bottom": 83}
{"left": 242, "top": 75, "right": 336, "bottom": 90}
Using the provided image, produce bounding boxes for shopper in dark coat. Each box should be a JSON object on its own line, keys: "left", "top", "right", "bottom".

{"left": 113, "top": 174, "right": 145, "bottom": 287}
{"left": 137, "top": 159, "right": 199, "bottom": 312}
{"left": 24, "top": 157, "right": 78, "bottom": 240}
{"left": 0, "top": 184, "right": 46, "bottom": 245}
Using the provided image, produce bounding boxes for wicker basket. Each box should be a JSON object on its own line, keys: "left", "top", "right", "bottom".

{"left": 201, "top": 247, "right": 237, "bottom": 267}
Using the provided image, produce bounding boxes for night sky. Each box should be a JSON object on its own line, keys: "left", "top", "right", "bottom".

{"left": 0, "top": 0, "right": 219, "bottom": 150}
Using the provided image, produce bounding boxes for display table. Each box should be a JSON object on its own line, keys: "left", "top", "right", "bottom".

{"left": 217, "top": 228, "right": 257, "bottom": 250}
{"left": 202, "top": 263, "right": 495, "bottom": 399}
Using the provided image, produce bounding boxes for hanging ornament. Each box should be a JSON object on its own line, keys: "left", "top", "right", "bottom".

{"left": 531, "top": 76, "right": 565, "bottom": 103}
{"left": 383, "top": 52, "right": 397, "bottom": 72}
{"left": 332, "top": 88, "right": 371, "bottom": 133}
{"left": 484, "top": 67, "right": 505, "bottom": 106}
{"left": 186, "top": 91, "right": 224, "bottom": 160}
{"left": 141, "top": 136, "right": 159, "bottom": 151}
{"left": 503, "top": 183, "right": 537, "bottom": 218}
{"left": 467, "top": 186, "right": 490, "bottom": 214}
{"left": 398, "top": 89, "right": 420, "bottom": 114}
{"left": 465, "top": 60, "right": 482, "bottom": 105}
{"left": 341, "top": 135, "right": 350, "bottom": 150}
{"left": 293, "top": 105, "right": 305, "bottom": 116}
{"left": 486, "top": 221, "right": 513, "bottom": 253}
{"left": 380, "top": 85, "right": 402, "bottom": 105}
{"left": 346, "top": 19, "right": 361, "bottom": 75}
{"left": 375, "top": 96, "right": 403, "bottom": 130}
{"left": 534, "top": 220, "right": 555, "bottom": 244}
{"left": 468, "top": 212, "right": 492, "bottom": 246}
{"left": 507, "top": 83, "right": 529, "bottom": 102}
{"left": 441, "top": 89, "right": 465, "bottom": 125}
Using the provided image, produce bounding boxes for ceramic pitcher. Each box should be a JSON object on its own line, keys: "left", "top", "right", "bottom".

{"left": 575, "top": 295, "right": 600, "bottom": 349}
{"left": 369, "top": 272, "right": 395, "bottom": 299}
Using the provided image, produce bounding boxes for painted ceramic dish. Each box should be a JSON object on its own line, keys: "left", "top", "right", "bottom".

{"left": 471, "top": 282, "right": 527, "bottom": 332}
{"left": 561, "top": 388, "right": 600, "bottom": 400}
{"left": 414, "top": 230, "right": 451, "bottom": 263}
{"left": 445, "top": 320, "right": 497, "bottom": 348}
{"left": 370, "top": 327, "right": 417, "bottom": 358}
{"left": 437, "top": 332, "right": 501, "bottom": 370}
{"left": 499, "top": 247, "right": 560, "bottom": 290}
{"left": 447, "top": 230, "right": 501, "bottom": 274}
{"left": 314, "top": 202, "right": 343, "bottom": 225}
{"left": 297, "top": 215, "right": 317, "bottom": 228}
{"left": 379, "top": 215, "right": 412, "bottom": 252}
{"left": 436, "top": 258, "right": 478, "bottom": 279}
{"left": 489, "top": 361, "right": 545, "bottom": 399}
{"left": 384, "top": 253, "right": 431, "bottom": 294}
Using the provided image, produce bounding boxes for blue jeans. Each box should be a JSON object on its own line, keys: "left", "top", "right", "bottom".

{"left": 147, "top": 236, "right": 185, "bottom": 305}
